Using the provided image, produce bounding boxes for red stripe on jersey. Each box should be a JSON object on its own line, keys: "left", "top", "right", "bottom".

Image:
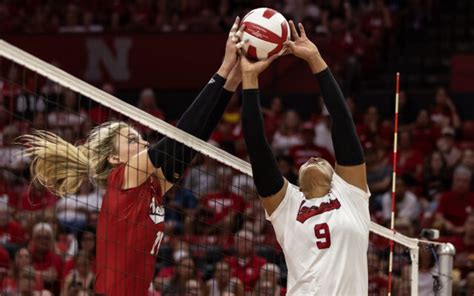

{"left": 246, "top": 45, "right": 258, "bottom": 59}
{"left": 263, "top": 8, "right": 277, "bottom": 19}
{"left": 243, "top": 21, "right": 285, "bottom": 44}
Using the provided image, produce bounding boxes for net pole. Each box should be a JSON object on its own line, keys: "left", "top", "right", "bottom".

{"left": 410, "top": 245, "right": 419, "bottom": 296}
{"left": 387, "top": 72, "right": 400, "bottom": 296}
{"left": 437, "top": 243, "right": 456, "bottom": 296}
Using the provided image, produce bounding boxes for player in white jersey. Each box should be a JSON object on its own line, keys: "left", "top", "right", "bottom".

{"left": 238, "top": 21, "right": 370, "bottom": 295}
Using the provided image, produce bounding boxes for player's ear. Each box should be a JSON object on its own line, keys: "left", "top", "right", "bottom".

{"left": 108, "top": 154, "right": 121, "bottom": 165}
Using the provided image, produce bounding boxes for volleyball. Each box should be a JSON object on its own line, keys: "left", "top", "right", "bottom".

{"left": 241, "top": 8, "right": 290, "bottom": 60}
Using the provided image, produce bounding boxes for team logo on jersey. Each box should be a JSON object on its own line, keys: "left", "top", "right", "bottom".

{"left": 149, "top": 198, "right": 165, "bottom": 224}
{"left": 296, "top": 198, "right": 341, "bottom": 223}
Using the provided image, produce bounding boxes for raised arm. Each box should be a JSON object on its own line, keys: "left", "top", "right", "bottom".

{"left": 240, "top": 53, "right": 288, "bottom": 215}
{"left": 125, "top": 18, "right": 243, "bottom": 192}
{"left": 285, "top": 21, "right": 367, "bottom": 192}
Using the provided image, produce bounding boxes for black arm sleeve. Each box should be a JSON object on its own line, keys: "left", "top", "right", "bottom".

{"left": 241, "top": 89, "right": 284, "bottom": 197}
{"left": 148, "top": 74, "right": 232, "bottom": 182}
{"left": 315, "top": 68, "right": 364, "bottom": 166}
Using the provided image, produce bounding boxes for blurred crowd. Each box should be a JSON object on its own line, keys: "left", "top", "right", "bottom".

{"left": 0, "top": 0, "right": 429, "bottom": 35}
{"left": 1, "top": 0, "right": 473, "bottom": 295}
{"left": 0, "top": 0, "right": 436, "bottom": 95}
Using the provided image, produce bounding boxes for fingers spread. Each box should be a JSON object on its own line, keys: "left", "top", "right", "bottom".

{"left": 229, "top": 16, "right": 239, "bottom": 34}
{"left": 235, "top": 24, "right": 245, "bottom": 40}
{"left": 298, "top": 22, "right": 307, "bottom": 38}
{"left": 289, "top": 20, "right": 299, "bottom": 40}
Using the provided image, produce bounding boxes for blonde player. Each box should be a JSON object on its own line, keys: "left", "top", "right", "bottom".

{"left": 239, "top": 21, "right": 370, "bottom": 295}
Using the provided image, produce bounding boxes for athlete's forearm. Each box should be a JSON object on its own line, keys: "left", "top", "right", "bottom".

{"left": 315, "top": 68, "right": 364, "bottom": 166}
{"left": 177, "top": 73, "right": 226, "bottom": 137}
{"left": 148, "top": 73, "right": 229, "bottom": 182}
{"left": 241, "top": 89, "right": 284, "bottom": 197}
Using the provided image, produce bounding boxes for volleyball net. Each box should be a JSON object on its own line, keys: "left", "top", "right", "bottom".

{"left": 0, "top": 40, "right": 454, "bottom": 295}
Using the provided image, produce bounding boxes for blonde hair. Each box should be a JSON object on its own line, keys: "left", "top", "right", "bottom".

{"left": 19, "top": 121, "right": 130, "bottom": 197}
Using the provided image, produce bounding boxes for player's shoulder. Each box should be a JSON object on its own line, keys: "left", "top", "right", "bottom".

{"left": 331, "top": 173, "right": 370, "bottom": 200}
{"left": 285, "top": 182, "right": 305, "bottom": 200}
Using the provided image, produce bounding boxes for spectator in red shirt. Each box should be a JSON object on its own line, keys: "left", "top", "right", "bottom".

{"left": 437, "top": 127, "right": 462, "bottom": 169}
{"left": 434, "top": 165, "right": 474, "bottom": 235}
{"left": 357, "top": 106, "right": 391, "bottom": 148}
{"left": 397, "top": 129, "right": 424, "bottom": 178}
{"left": 430, "top": 87, "right": 461, "bottom": 129}
{"left": 29, "top": 223, "right": 63, "bottom": 293}
{"left": 411, "top": 109, "right": 440, "bottom": 155}
{"left": 451, "top": 213, "right": 474, "bottom": 278}
{"left": 4, "top": 247, "right": 44, "bottom": 293}
{"left": 289, "top": 121, "right": 334, "bottom": 169}
{"left": 0, "top": 246, "right": 9, "bottom": 290}
{"left": 15, "top": 183, "right": 57, "bottom": 212}
{"left": 225, "top": 230, "right": 266, "bottom": 291}
{"left": 0, "top": 202, "right": 27, "bottom": 247}
{"left": 200, "top": 168, "right": 246, "bottom": 230}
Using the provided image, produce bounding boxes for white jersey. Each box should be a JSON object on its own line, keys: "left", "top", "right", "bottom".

{"left": 266, "top": 173, "right": 370, "bottom": 295}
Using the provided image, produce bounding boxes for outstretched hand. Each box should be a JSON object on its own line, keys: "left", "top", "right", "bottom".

{"left": 239, "top": 51, "right": 278, "bottom": 89}
{"left": 218, "top": 17, "right": 243, "bottom": 77}
{"left": 240, "top": 53, "right": 278, "bottom": 77}
{"left": 284, "top": 21, "right": 320, "bottom": 62}
{"left": 284, "top": 21, "right": 327, "bottom": 73}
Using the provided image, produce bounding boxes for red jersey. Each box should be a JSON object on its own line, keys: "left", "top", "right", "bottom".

{"left": 200, "top": 192, "right": 246, "bottom": 225}
{"left": 436, "top": 191, "right": 474, "bottom": 226}
{"left": 225, "top": 255, "right": 267, "bottom": 291}
{"left": 0, "top": 220, "right": 27, "bottom": 245}
{"left": 95, "top": 165, "right": 165, "bottom": 296}
{"left": 30, "top": 247, "right": 63, "bottom": 277}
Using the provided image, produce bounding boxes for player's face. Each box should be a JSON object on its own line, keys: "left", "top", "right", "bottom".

{"left": 299, "top": 157, "right": 333, "bottom": 178}
{"left": 114, "top": 127, "right": 149, "bottom": 163}
{"left": 299, "top": 157, "right": 334, "bottom": 196}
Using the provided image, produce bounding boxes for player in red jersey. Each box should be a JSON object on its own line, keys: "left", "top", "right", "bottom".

{"left": 20, "top": 18, "right": 245, "bottom": 296}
